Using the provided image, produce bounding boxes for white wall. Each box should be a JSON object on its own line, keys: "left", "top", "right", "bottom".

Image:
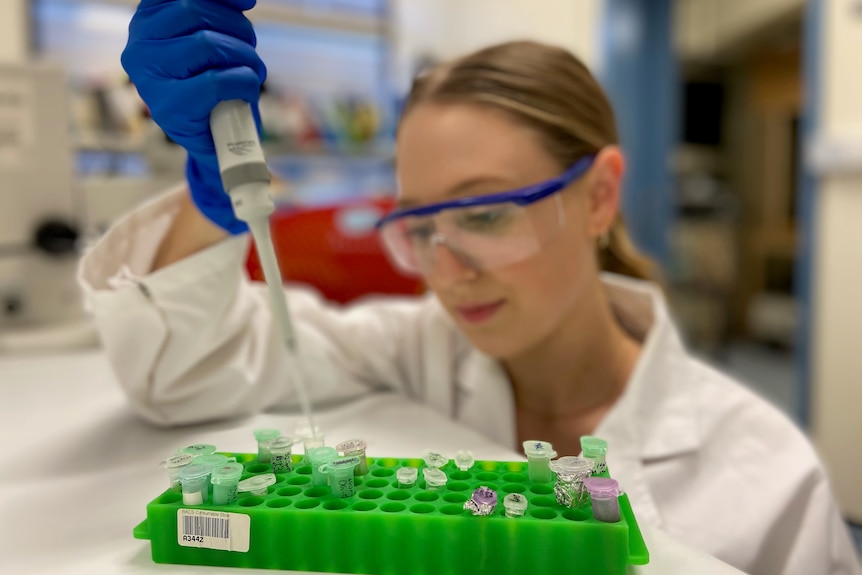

{"left": 0, "top": 0, "right": 27, "bottom": 63}
{"left": 392, "top": 0, "right": 604, "bottom": 90}
{"left": 811, "top": 0, "right": 862, "bottom": 521}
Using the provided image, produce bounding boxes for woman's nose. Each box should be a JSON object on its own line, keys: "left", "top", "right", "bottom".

{"left": 428, "top": 239, "right": 479, "bottom": 285}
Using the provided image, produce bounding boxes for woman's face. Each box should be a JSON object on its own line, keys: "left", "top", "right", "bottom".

{"left": 396, "top": 102, "right": 619, "bottom": 359}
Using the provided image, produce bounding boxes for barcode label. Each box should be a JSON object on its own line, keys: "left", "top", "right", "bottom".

{"left": 177, "top": 509, "right": 250, "bottom": 552}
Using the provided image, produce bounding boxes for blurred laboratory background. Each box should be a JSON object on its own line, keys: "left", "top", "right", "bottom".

{"left": 0, "top": 0, "right": 859, "bottom": 547}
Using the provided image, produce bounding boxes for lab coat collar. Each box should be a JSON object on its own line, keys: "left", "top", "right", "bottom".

{"left": 455, "top": 273, "right": 701, "bottom": 461}
{"left": 595, "top": 274, "right": 701, "bottom": 461}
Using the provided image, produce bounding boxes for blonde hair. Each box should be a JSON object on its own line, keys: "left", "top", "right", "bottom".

{"left": 400, "top": 40, "right": 656, "bottom": 282}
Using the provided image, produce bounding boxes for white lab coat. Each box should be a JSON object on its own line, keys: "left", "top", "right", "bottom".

{"left": 79, "top": 187, "right": 861, "bottom": 575}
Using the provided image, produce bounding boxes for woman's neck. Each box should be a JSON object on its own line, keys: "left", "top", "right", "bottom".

{"left": 504, "top": 277, "right": 641, "bottom": 451}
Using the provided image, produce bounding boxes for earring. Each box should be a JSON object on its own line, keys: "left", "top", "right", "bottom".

{"left": 598, "top": 231, "right": 610, "bottom": 250}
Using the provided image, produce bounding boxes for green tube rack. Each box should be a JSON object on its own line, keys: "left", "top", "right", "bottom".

{"left": 135, "top": 453, "right": 649, "bottom": 574}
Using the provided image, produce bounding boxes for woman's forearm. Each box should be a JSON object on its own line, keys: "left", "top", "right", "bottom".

{"left": 152, "top": 190, "right": 231, "bottom": 271}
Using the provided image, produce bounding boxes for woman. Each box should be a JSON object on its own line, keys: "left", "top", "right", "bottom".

{"left": 80, "top": 1, "right": 860, "bottom": 573}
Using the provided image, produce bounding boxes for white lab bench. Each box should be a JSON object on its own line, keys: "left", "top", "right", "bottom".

{"left": 0, "top": 349, "right": 745, "bottom": 574}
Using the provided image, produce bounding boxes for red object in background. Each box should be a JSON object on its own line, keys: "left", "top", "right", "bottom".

{"left": 245, "top": 197, "right": 425, "bottom": 305}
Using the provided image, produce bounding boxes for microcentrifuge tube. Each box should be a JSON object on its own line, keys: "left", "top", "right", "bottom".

{"left": 464, "top": 486, "right": 498, "bottom": 516}
{"left": 454, "top": 450, "right": 475, "bottom": 472}
{"left": 306, "top": 446, "right": 339, "bottom": 487}
{"left": 397, "top": 467, "right": 419, "bottom": 488}
{"left": 210, "top": 463, "right": 244, "bottom": 506}
{"left": 549, "top": 456, "right": 593, "bottom": 508}
{"left": 336, "top": 439, "right": 369, "bottom": 476}
{"left": 319, "top": 456, "right": 361, "bottom": 498}
{"left": 160, "top": 453, "right": 195, "bottom": 491}
{"left": 522, "top": 440, "right": 557, "bottom": 483}
{"left": 178, "top": 444, "right": 217, "bottom": 457}
{"left": 265, "top": 437, "right": 296, "bottom": 474}
{"left": 423, "top": 468, "right": 447, "bottom": 490}
{"left": 422, "top": 450, "right": 448, "bottom": 470}
{"left": 503, "top": 493, "right": 528, "bottom": 518}
{"left": 237, "top": 473, "right": 277, "bottom": 497}
{"left": 580, "top": 436, "right": 609, "bottom": 475}
{"left": 584, "top": 477, "right": 621, "bottom": 523}
{"left": 194, "top": 454, "right": 230, "bottom": 469}
{"left": 253, "top": 429, "right": 281, "bottom": 463}
{"left": 178, "top": 464, "right": 211, "bottom": 506}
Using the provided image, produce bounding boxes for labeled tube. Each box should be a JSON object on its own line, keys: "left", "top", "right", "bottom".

{"left": 266, "top": 437, "right": 296, "bottom": 474}
{"left": 253, "top": 428, "right": 281, "bottom": 463}
{"left": 178, "top": 444, "right": 217, "bottom": 457}
{"left": 584, "top": 477, "right": 621, "bottom": 523}
{"left": 464, "top": 486, "right": 498, "bottom": 516}
{"left": 306, "top": 446, "right": 339, "bottom": 487}
{"left": 161, "top": 453, "right": 195, "bottom": 491}
{"left": 178, "top": 464, "right": 211, "bottom": 506}
{"left": 319, "top": 457, "right": 361, "bottom": 498}
{"left": 580, "top": 436, "right": 609, "bottom": 476}
{"left": 336, "top": 439, "right": 369, "bottom": 476}
{"left": 522, "top": 440, "right": 557, "bottom": 483}
{"left": 211, "top": 463, "right": 244, "bottom": 506}
{"left": 503, "top": 493, "right": 528, "bottom": 518}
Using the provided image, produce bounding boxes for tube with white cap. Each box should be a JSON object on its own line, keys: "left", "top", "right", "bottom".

{"left": 209, "top": 100, "right": 316, "bottom": 435}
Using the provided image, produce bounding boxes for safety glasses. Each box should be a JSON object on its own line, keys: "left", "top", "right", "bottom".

{"left": 377, "top": 155, "right": 595, "bottom": 276}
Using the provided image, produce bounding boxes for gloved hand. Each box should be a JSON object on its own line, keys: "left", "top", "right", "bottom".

{"left": 121, "top": 0, "right": 267, "bottom": 234}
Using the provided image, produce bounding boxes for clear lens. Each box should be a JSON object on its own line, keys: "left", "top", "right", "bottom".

{"left": 379, "top": 194, "right": 564, "bottom": 276}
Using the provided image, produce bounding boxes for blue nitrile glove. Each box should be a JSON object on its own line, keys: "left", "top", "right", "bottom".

{"left": 121, "top": 0, "right": 267, "bottom": 234}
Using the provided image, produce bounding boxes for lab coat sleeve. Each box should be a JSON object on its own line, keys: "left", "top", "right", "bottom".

{"left": 760, "top": 467, "right": 862, "bottom": 575}
{"left": 78, "top": 187, "right": 452, "bottom": 427}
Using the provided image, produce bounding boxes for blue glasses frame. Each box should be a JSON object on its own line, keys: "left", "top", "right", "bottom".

{"left": 376, "top": 155, "right": 596, "bottom": 228}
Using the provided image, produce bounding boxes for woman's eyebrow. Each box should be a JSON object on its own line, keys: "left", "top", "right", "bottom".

{"left": 396, "top": 176, "right": 512, "bottom": 209}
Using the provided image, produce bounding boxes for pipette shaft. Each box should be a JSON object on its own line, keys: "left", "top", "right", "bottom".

{"left": 210, "top": 100, "right": 316, "bottom": 434}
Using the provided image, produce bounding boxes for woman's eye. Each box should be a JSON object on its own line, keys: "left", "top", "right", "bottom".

{"left": 404, "top": 223, "right": 435, "bottom": 242}
{"left": 459, "top": 208, "right": 512, "bottom": 230}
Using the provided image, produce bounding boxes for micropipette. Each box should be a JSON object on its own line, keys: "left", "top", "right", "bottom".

{"left": 210, "top": 100, "right": 317, "bottom": 436}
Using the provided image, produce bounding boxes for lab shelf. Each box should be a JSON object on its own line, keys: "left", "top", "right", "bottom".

{"left": 135, "top": 453, "right": 649, "bottom": 575}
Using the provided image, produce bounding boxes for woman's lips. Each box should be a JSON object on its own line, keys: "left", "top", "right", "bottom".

{"left": 456, "top": 300, "right": 505, "bottom": 324}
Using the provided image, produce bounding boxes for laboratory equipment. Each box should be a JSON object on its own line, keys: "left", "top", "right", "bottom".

{"left": 252, "top": 429, "right": 280, "bottom": 463}
{"left": 160, "top": 453, "right": 195, "bottom": 491}
{"left": 237, "top": 473, "right": 277, "bottom": 497}
{"left": 0, "top": 63, "right": 87, "bottom": 344}
{"left": 318, "top": 456, "right": 361, "bottom": 498}
{"left": 464, "top": 486, "right": 498, "bottom": 516}
{"left": 423, "top": 468, "right": 447, "bottom": 490}
{"left": 396, "top": 467, "right": 418, "bottom": 488}
{"left": 306, "top": 446, "right": 339, "bottom": 487}
{"left": 549, "top": 456, "right": 593, "bottom": 509}
{"left": 454, "top": 450, "right": 475, "bottom": 471}
{"left": 522, "top": 440, "right": 557, "bottom": 483}
{"left": 211, "top": 100, "right": 317, "bottom": 436}
{"left": 422, "top": 450, "right": 448, "bottom": 470}
{"left": 178, "top": 464, "right": 211, "bottom": 506}
{"left": 503, "top": 493, "right": 528, "bottom": 518}
{"left": 210, "top": 463, "right": 244, "bottom": 506}
{"left": 584, "top": 477, "right": 621, "bottom": 523}
{"left": 178, "top": 444, "right": 217, "bottom": 457}
{"left": 136, "top": 453, "right": 649, "bottom": 574}
{"left": 336, "top": 439, "right": 368, "bottom": 476}
{"left": 193, "top": 454, "right": 231, "bottom": 470}
{"left": 265, "top": 437, "right": 295, "bottom": 473}
{"left": 580, "top": 436, "right": 609, "bottom": 475}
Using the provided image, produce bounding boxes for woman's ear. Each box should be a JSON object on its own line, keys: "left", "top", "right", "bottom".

{"left": 586, "top": 146, "right": 625, "bottom": 239}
